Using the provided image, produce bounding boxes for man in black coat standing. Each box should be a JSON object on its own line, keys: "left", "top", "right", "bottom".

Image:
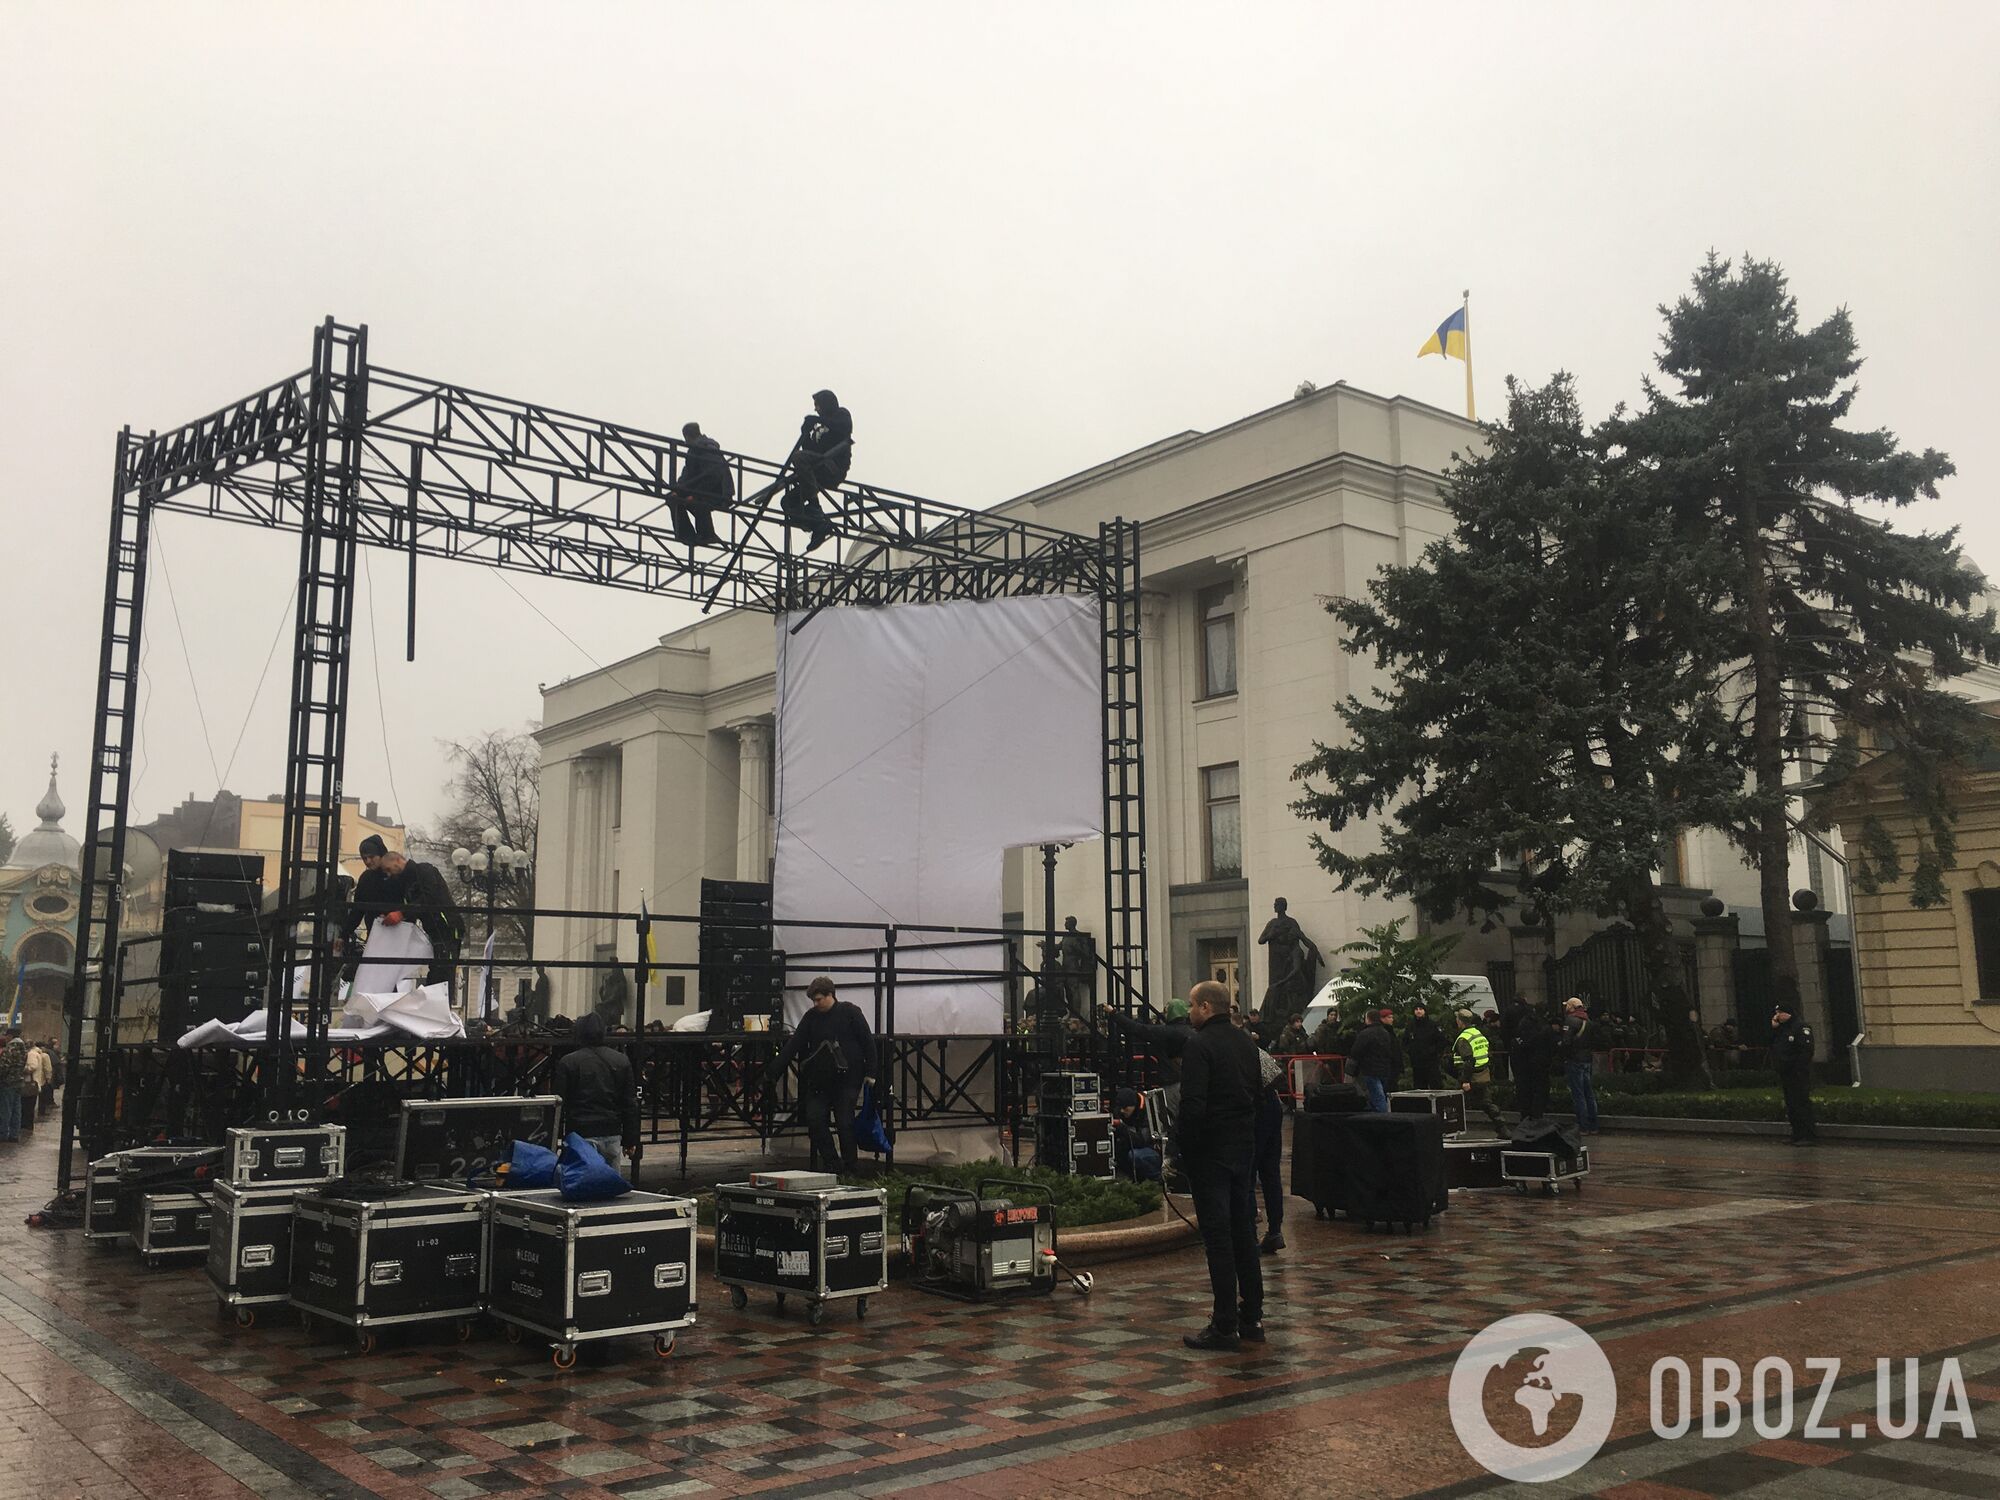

{"left": 768, "top": 975, "right": 875, "bottom": 1174}
{"left": 1769, "top": 999, "right": 1819, "bottom": 1145}
{"left": 1511, "top": 1002, "right": 1558, "bottom": 1121}
{"left": 1403, "top": 1003, "right": 1447, "bottom": 1090}
{"left": 1177, "top": 980, "right": 1264, "bottom": 1351}
{"left": 1348, "top": 1008, "right": 1403, "bottom": 1112}
{"left": 551, "top": 1012, "right": 641, "bottom": 1171}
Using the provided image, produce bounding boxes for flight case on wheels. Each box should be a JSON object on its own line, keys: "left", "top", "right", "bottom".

{"left": 487, "top": 1190, "right": 698, "bottom": 1369}
{"left": 395, "top": 1096, "right": 562, "bottom": 1180}
{"left": 714, "top": 1172, "right": 887, "bottom": 1326}
{"left": 289, "top": 1183, "right": 486, "bottom": 1352}
{"left": 1502, "top": 1144, "right": 1591, "bottom": 1195}
{"left": 1389, "top": 1089, "right": 1467, "bottom": 1139}
{"left": 135, "top": 1191, "right": 213, "bottom": 1267}
{"left": 208, "top": 1181, "right": 304, "bottom": 1326}
{"left": 1033, "top": 1112, "right": 1113, "bottom": 1178}
{"left": 84, "top": 1154, "right": 129, "bottom": 1246}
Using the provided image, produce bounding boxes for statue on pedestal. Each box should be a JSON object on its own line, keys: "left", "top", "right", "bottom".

{"left": 1257, "top": 897, "right": 1323, "bottom": 1030}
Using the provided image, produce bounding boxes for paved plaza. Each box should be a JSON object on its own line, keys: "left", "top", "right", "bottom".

{"left": 3, "top": 1122, "right": 1999, "bottom": 1499}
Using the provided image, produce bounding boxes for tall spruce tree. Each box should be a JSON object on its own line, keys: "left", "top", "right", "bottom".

{"left": 1294, "top": 375, "right": 1747, "bottom": 1081}
{"left": 1607, "top": 255, "right": 2000, "bottom": 1020}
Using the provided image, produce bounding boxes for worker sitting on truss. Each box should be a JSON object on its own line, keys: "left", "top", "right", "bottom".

{"left": 667, "top": 422, "right": 733, "bottom": 545}
{"left": 781, "top": 388, "right": 852, "bottom": 552}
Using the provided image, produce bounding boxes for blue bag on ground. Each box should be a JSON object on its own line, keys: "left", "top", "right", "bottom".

{"left": 557, "top": 1131, "right": 630, "bottom": 1201}
{"left": 853, "top": 1083, "right": 891, "bottom": 1157}
{"left": 508, "top": 1138, "right": 557, "bottom": 1189}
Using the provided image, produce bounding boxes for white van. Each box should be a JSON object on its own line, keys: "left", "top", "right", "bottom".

{"left": 1296, "top": 973, "right": 1497, "bottom": 1041}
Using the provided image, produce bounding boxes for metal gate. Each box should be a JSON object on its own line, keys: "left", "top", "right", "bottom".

{"left": 1545, "top": 926, "right": 1698, "bottom": 1030}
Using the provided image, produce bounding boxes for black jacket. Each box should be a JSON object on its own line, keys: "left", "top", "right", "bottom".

{"left": 1349, "top": 1020, "right": 1402, "bottom": 1082}
{"left": 1108, "top": 1011, "right": 1193, "bottom": 1081}
{"left": 1177, "top": 1014, "right": 1260, "bottom": 1158}
{"left": 552, "top": 1043, "right": 640, "bottom": 1146}
{"left": 774, "top": 999, "right": 874, "bottom": 1089}
{"left": 340, "top": 864, "right": 405, "bottom": 945}
{"left": 397, "top": 860, "right": 465, "bottom": 948}
{"left": 1403, "top": 1016, "right": 1447, "bottom": 1066}
{"left": 673, "top": 433, "right": 734, "bottom": 506}
{"left": 1561, "top": 1014, "right": 1597, "bottom": 1064}
{"left": 798, "top": 405, "right": 853, "bottom": 480}
{"left": 1769, "top": 1017, "right": 1815, "bottom": 1079}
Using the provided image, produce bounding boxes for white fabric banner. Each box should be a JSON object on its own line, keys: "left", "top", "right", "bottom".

{"left": 772, "top": 594, "right": 1102, "bottom": 1033}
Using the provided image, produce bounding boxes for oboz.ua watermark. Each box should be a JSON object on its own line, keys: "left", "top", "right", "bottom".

{"left": 1450, "top": 1315, "right": 1979, "bottom": 1484}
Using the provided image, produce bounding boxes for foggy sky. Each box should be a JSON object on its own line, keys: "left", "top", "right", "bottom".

{"left": 3, "top": 1, "right": 1995, "bottom": 848}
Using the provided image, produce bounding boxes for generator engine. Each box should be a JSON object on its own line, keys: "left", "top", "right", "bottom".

{"left": 900, "top": 1180, "right": 1090, "bottom": 1300}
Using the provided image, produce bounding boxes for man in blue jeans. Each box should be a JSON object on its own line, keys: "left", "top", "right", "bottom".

{"left": 1347, "top": 1008, "right": 1402, "bottom": 1112}
{"left": 1562, "top": 997, "right": 1600, "bottom": 1134}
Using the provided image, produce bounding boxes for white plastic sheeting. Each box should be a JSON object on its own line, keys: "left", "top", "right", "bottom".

{"left": 352, "top": 918, "right": 434, "bottom": 994}
{"left": 772, "top": 595, "right": 1102, "bottom": 1033}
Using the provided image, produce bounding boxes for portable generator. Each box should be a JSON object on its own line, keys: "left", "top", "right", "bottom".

{"left": 899, "top": 1179, "right": 1092, "bottom": 1301}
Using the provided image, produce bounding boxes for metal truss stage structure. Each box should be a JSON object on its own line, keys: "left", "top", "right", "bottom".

{"left": 61, "top": 317, "right": 1151, "bottom": 1190}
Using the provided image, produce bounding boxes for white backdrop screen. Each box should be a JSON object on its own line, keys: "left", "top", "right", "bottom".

{"left": 772, "top": 594, "right": 1102, "bottom": 1033}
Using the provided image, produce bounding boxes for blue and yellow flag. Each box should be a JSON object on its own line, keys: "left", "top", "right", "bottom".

{"left": 1418, "top": 305, "right": 1469, "bottom": 362}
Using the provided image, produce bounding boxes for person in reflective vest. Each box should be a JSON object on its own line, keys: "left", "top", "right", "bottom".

{"left": 1451, "top": 1009, "right": 1507, "bottom": 1139}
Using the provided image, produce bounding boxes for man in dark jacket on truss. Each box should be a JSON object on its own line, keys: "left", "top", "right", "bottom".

{"left": 781, "top": 389, "right": 852, "bottom": 553}
{"left": 667, "top": 422, "right": 734, "bottom": 545}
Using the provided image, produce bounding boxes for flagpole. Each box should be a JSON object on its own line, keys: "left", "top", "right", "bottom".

{"left": 1461, "top": 288, "right": 1475, "bottom": 422}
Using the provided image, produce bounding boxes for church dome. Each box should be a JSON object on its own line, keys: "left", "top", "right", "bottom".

{"left": 9, "top": 755, "right": 80, "bottom": 872}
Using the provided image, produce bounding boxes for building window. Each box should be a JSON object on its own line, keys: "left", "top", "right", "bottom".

{"left": 1199, "top": 584, "right": 1237, "bottom": 697}
{"left": 1969, "top": 890, "right": 2000, "bottom": 1000}
{"left": 1204, "top": 763, "right": 1241, "bottom": 881}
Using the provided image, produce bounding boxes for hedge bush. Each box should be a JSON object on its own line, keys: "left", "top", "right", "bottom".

{"left": 1492, "top": 1082, "right": 2000, "bottom": 1130}
{"left": 693, "top": 1160, "right": 1161, "bottom": 1229}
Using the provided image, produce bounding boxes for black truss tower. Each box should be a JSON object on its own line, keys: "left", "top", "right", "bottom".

{"left": 60, "top": 319, "right": 1150, "bottom": 1189}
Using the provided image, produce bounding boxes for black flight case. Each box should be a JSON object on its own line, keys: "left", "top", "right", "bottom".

{"left": 84, "top": 1153, "right": 129, "bottom": 1247}
{"left": 223, "top": 1123, "right": 347, "bottom": 1187}
{"left": 208, "top": 1180, "right": 302, "bottom": 1325}
{"left": 289, "top": 1183, "right": 486, "bottom": 1352}
{"left": 715, "top": 1172, "right": 888, "bottom": 1325}
{"left": 1389, "top": 1088, "right": 1467, "bottom": 1138}
{"left": 487, "top": 1190, "right": 698, "bottom": 1368}
{"left": 135, "top": 1191, "right": 214, "bottom": 1267}
{"left": 395, "top": 1095, "right": 562, "bottom": 1181}
{"left": 1034, "top": 1111, "right": 1114, "bottom": 1178}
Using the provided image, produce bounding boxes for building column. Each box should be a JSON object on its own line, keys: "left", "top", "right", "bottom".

{"left": 1691, "top": 901, "right": 1740, "bottom": 1031}
{"left": 731, "top": 720, "right": 773, "bottom": 884}
{"left": 1509, "top": 923, "right": 1552, "bottom": 1010}
{"left": 1791, "top": 900, "right": 1834, "bottom": 1061}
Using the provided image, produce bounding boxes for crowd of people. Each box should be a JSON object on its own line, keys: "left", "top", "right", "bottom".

{"left": 0, "top": 1025, "right": 61, "bottom": 1143}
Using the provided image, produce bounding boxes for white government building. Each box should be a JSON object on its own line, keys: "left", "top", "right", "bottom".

{"left": 535, "top": 380, "right": 2000, "bottom": 1086}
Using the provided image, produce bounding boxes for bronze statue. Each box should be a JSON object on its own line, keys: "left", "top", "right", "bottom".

{"left": 1257, "top": 897, "right": 1322, "bottom": 1029}
{"left": 1058, "top": 915, "right": 1096, "bottom": 1011}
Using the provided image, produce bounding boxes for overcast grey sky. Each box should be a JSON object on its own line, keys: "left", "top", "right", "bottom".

{"left": 3, "top": 1, "right": 1995, "bottom": 846}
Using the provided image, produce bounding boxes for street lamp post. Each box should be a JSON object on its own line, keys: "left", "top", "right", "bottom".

{"left": 450, "top": 827, "right": 506, "bottom": 1016}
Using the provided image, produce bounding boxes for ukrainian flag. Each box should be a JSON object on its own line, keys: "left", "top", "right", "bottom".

{"left": 1418, "top": 305, "right": 1469, "bottom": 361}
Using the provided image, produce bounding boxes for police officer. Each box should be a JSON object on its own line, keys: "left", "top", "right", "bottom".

{"left": 1451, "top": 1009, "right": 1507, "bottom": 1138}
{"left": 1769, "top": 998, "right": 1819, "bottom": 1145}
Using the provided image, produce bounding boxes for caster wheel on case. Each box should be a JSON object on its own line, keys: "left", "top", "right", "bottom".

{"left": 728, "top": 1285, "right": 748, "bottom": 1311}
{"left": 298, "top": 1312, "right": 316, "bottom": 1337}
{"left": 504, "top": 1322, "right": 523, "bottom": 1344}
{"left": 806, "top": 1301, "right": 826, "bottom": 1328}
{"left": 855, "top": 1297, "right": 868, "bottom": 1320}
{"left": 552, "top": 1345, "right": 577, "bottom": 1371}
{"left": 455, "top": 1318, "right": 474, "bottom": 1342}
{"left": 775, "top": 1292, "right": 787, "bottom": 1312}
{"left": 357, "top": 1329, "right": 377, "bottom": 1356}
{"left": 654, "top": 1332, "right": 675, "bottom": 1358}
{"left": 234, "top": 1307, "right": 256, "bottom": 1330}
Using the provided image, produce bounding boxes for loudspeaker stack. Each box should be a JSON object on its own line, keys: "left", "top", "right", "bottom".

{"left": 698, "top": 878, "right": 783, "bottom": 1031}
{"left": 158, "top": 850, "right": 266, "bottom": 1042}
